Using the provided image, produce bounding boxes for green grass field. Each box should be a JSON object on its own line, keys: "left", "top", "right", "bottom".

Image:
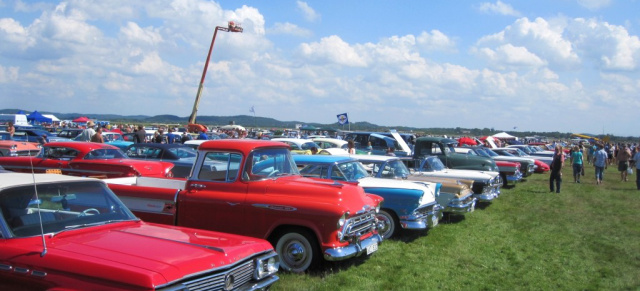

{"left": 275, "top": 164, "right": 640, "bottom": 290}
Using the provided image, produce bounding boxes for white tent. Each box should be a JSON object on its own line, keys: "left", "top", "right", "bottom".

{"left": 492, "top": 132, "right": 517, "bottom": 140}
{"left": 43, "top": 114, "right": 60, "bottom": 122}
{"left": 220, "top": 124, "right": 246, "bottom": 131}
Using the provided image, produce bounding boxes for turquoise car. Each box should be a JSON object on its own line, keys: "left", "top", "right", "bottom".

{"left": 293, "top": 155, "right": 443, "bottom": 239}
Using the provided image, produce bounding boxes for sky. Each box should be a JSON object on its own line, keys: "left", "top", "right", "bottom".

{"left": 0, "top": 0, "right": 639, "bottom": 136}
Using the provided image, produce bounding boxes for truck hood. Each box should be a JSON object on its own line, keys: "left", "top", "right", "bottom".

{"left": 262, "top": 175, "right": 379, "bottom": 210}
{"left": 36, "top": 222, "right": 272, "bottom": 288}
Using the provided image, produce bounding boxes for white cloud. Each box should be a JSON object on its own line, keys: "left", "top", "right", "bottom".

{"left": 416, "top": 30, "right": 457, "bottom": 53}
{"left": 119, "top": 22, "right": 163, "bottom": 46}
{"left": 298, "top": 35, "right": 368, "bottom": 67}
{"left": 576, "top": 0, "right": 612, "bottom": 10}
{"left": 474, "top": 17, "right": 580, "bottom": 70}
{"left": 0, "top": 65, "right": 19, "bottom": 83}
{"left": 268, "top": 22, "right": 312, "bottom": 37}
{"left": 565, "top": 18, "right": 640, "bottom": 70}
{"left": 474, "top": 44, "right": 547, "bottom": 70}
{"left": 296, "top": 1, "right": 320, "bottom": 22}
{"left": 478, "top": 1, "right": 521, "bottom": 16}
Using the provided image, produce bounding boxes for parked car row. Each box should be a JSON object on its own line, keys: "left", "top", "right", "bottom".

{"left": 0, "top": 134, "right": 553, "bottom": 289}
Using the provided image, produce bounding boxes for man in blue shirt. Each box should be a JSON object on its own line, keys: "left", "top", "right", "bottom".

{"left": 593, "top": 143, "right": 608, "bottom": 185}
{"left": 166, "top": 128, "right": 177, "bottom": 144}
{"left": 198, "top": 129, "right": 208, "bottom": 140}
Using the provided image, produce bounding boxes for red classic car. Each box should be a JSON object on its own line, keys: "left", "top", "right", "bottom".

{"left": 0, "top": 142, "right": 174, "bottom": 178}
{"left": 0, "top": 173, "right": 279, "bottom": 290}
{"left": 0, "top": 140, "right": 41, "bottom": 157}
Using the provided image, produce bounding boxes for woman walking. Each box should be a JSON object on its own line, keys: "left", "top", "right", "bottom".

{"left": 571, "top": 145, "right": 583, "bottom": 183}
{"left": 549, "top": 145, "right": 564, "bottom": 193}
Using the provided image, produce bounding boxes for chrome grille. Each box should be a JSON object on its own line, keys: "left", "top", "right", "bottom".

{"left": 414, "top": 202, "right": 437, "bottom": 216}
{"left": 343, "top": 212, "right": 376, "bottom": 238}
{"left": 181, "top": 259, "right": 254, "bottom": 291}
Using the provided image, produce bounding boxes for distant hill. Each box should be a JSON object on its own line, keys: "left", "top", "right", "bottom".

{"left": 1, "top": 108, "right": 635, "bottom": 140}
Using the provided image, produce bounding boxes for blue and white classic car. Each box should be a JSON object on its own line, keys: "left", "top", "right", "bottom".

{"left": 293, "top": 155, "right": 443, "bottom": 239}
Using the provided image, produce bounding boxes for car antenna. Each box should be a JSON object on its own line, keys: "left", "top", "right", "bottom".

{"left": 29, "top": 154, "right": 48, "bottom": 257}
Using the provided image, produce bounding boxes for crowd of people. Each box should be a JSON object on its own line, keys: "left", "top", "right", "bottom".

{"left": 551, "top": 141, "right": 640, "bottom": 193}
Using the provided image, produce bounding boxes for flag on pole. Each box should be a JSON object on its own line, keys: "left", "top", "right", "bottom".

{"left": 250, "top": 106, "right": 255, "bottom": 114}
{"left": 337, "top": 113, "right": 349, "bottom": 125}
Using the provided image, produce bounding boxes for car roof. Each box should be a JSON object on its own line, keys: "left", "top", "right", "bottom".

{"left": 350, "top": 155, "right": 399, "bottom": 162}
{"left": 293, "top": 155, "right": 355, "bottom": 164}
{"left": 127, "top": 143, "right": 189, "bottom": 149}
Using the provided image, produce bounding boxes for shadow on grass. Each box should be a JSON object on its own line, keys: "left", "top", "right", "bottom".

{"left": 310, "top": 253, "right": 374, "bottom": 277}
{"left": 502, "top": 184, "right": 516, "bottom": 190}
{"left": 475, "top": 201, "right": 492, "bottom": 210}
{"left": 439, "top": 213, "right": 467, "bottom": 225}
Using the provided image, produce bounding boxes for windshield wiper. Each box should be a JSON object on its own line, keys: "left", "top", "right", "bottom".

{"left": 53, "top": 219, "right": 136, "bottom": 237}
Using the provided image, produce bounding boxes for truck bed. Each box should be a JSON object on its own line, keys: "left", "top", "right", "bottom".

{"left": 104, "top": 176, "right": 186, "bottom": 190}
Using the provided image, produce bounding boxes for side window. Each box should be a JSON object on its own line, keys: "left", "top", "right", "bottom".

{"left": 198, "top": 152, "right": 241, "bottom": 182}
{"left": 299, "top": 165, "right": 323, "bottom": 178}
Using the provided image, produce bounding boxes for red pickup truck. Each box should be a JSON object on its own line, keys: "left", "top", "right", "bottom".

{"left": 105, "top": 140, "right": 383, "bottom": 273}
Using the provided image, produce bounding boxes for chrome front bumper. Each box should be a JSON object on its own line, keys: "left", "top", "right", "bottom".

{"left": 445, "top": 196, "right": 477, "bottom": 214}
{"left": 400, "top": 204, "right": 444, "bottom": 230}
{"left": 507, "top": 172, "right": 523, "bottom": 182}
{"left": 323, "top": 233, "right": 382, "bottom": 261}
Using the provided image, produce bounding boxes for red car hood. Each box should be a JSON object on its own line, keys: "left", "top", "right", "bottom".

{"left": 13, "top": 221, "right": 272, "bottom": 288}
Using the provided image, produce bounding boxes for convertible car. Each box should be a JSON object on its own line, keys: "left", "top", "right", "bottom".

{"left": 0, "top": 173, "right": 279, "bottom": 290}
{"left": 0, "top": 142, "right": 174, "bottom": 178}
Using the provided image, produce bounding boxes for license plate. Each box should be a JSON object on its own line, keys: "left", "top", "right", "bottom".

{"left": 366, "top": 243, "right": 378, "bottom": 255}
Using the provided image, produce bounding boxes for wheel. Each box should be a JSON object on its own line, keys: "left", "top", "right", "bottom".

{"left": 376, "top": 209, "right": 397, "bottom": 239}
{"left": 275, "top": 230, "right": 318, "bottom": 273}
{"left": 80, "top": 208, "right": 100, "bottom": 216}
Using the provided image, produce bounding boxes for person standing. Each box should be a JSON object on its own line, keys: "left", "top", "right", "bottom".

{"left": 197, "top": 129, "right": 208, "bottom": 140}
{"left": 166, "top": 128, "right": 178, "bottom": 144}
{"left": 593, "top": 143, "right": 608, "bottom": 185}
{"left": 7, "top": 121, "right": 15, "bottom": 140}
{"left": 616, "top": 144, "right": 632, "bottom": 182}
{"left": 549, "top": 145, "right": 564, "bottom": 193}
{"left": 570, "top": 145, "right": 583, "bottom": 183}
{"left": 154, "top": 128, "right": 166, "bottom": 143}
{"left": 91, "top": 127, "right": 104, "bottom": 143}
{"left": 633, "top": 143, "right": 640, "bottom": 190}
{"left": 347, "top": 140, "right": 356, "bottom": 155}
{"left": 133, "top": 125, "right": 146, "bottom": 143}
{"left": 76, "top": 121, "right": 96, "bottom": 142}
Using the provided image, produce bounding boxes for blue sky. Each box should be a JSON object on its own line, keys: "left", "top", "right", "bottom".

{"left": 1, "top": 0, "right": 639, "bottom": 136}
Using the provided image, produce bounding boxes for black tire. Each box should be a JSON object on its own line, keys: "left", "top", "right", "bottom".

{"left": 274, "top": 229, "right": 318, "bottom": 273}
{"left": 376, "top": 209, "right": 398, "bottom": 239}
{"left": 501, "top": 173, "right": 509, "bottom": 186}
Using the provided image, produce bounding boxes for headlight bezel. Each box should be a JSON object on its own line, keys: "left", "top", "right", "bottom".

{"left": 254, "top": 251, "right": 280, "bottom": 280}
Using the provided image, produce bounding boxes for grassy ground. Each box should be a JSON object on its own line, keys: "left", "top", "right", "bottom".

{"left": 275, "top": 164, "right": 640, "bottom": 290}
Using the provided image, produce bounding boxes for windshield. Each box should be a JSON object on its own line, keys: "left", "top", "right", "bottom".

{"left": 483, "top": 148, "right": 499, "bottom": 157}
{"left": 0, "top": 181, "right": 136, "bottom": 238}
{"left": 300, "top": 142, "right": 317, "bottom": 150}
{"left": 474, "top": 149, "right": 489, "bottom": 157}
{"left": 333, "top": 161, "right": 370, "bottom": 181}
{"left": 419, "top": 156, "right": 447, "bottom": 172}
{"left": 103, "top": 133, "right": 124, "bottom": 142}
{"left": 518, "top": 146, "right": 532, "bottom": 154}
{"left": 364, "top": 159, "right": 410, "bottom": 179}
{"left": 83, "top": 148, "right": 128, "bottom": 160}
{"left": 168, "top": 147, "right": 197, "bottom": 158}
{"left": 246, "top": 148, "right": 299, "bottom": 180}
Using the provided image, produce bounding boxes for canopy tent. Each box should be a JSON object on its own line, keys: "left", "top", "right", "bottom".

{"left": 219, "top": 124, "right": 246, "bottom": 131}
{"left": 26, "top": 111, "right": 53, "bottom": 123}
{"left": 492, "top": 132, "right": 517, "bottom": 140}
{"left": 457, "top": 137, "right": 478, "bottom": 146}
{"left": 42, "top": 114, "right": 60, "bottom": 122}
{"left": 73, "top": 116, "right": 90, "bottom": 123}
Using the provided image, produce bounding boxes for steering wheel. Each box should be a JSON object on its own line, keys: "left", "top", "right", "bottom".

{"left": 267, "top": 170, "right": 280, "bottom": 177}
{"left": 80, "top": 208, "right": 100, "bottom": 216}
